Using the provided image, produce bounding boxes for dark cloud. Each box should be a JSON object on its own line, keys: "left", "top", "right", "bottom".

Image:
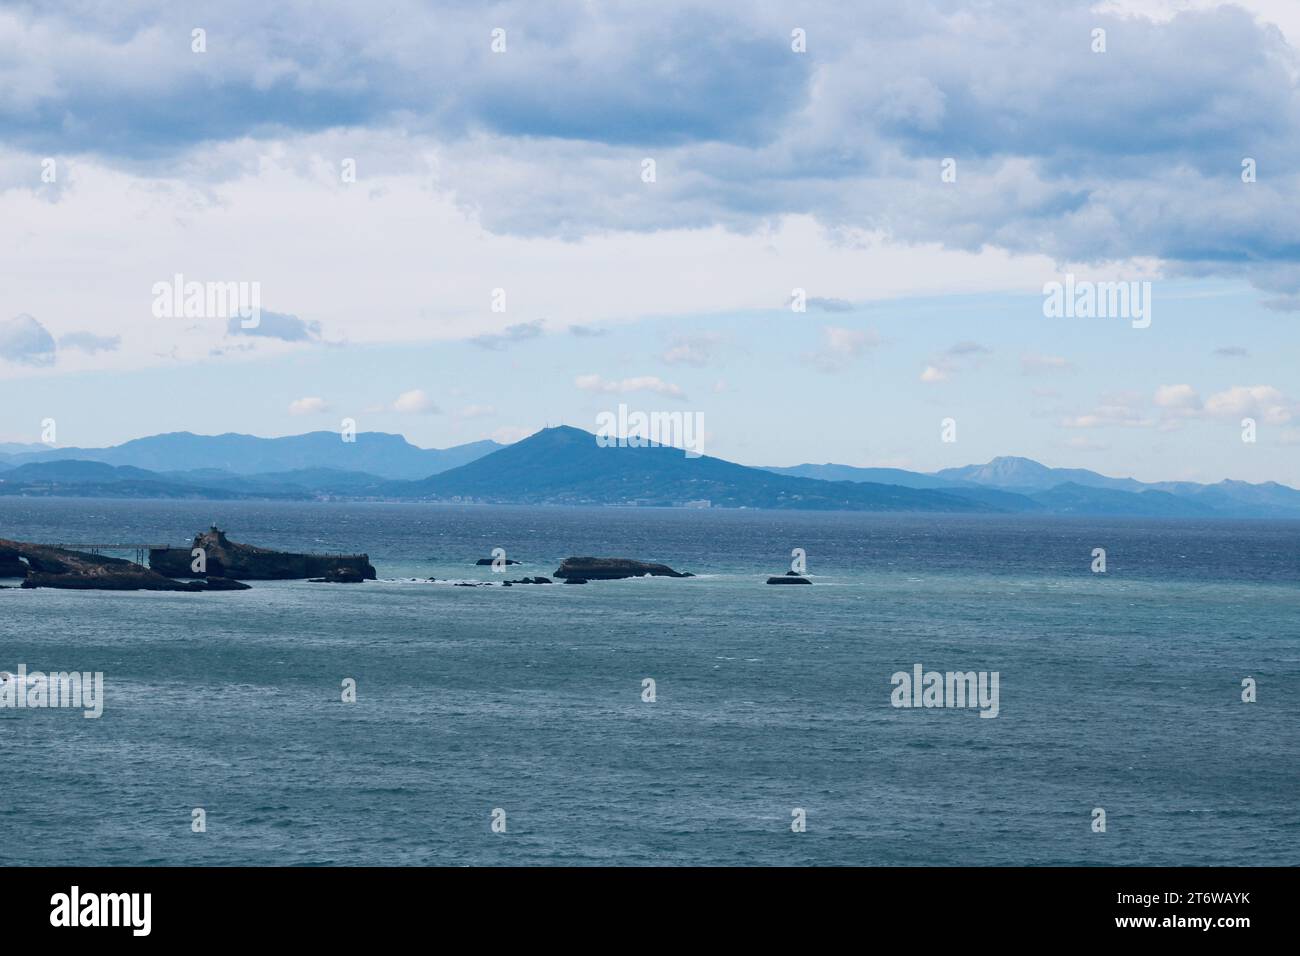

{"left": 0, "top": 2, "right": 805, "bottom": 158}
{"left": 5, "top": 1, "right": 1300, "bottom": 296}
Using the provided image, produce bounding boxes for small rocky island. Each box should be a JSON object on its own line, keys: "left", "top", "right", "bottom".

{"left": 1, "top": 526, "right": 374, "bottom": 591}
{"left": 150, "top": 526, "right": 376, "bottom": 581}
{"left": 553, "top": 557, "right": 693, "bottom": 581}
{"left": 0, "top": 538, "right": 250, "bottom": 591}
{"left": 767, "top": 571, "right": 812, "bottom": 584}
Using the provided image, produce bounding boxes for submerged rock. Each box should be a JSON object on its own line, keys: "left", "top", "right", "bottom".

{"left": 150, "top": 526, "right": 376, "bottom": 581}
{"left": 309, "top": 567, "right": 367, "bottom": 583}
{"left": 553, "top": 557, "right": 692, "bottom": 581}
{"left": 193, "top": 577, "right": 253, "bottom": 591}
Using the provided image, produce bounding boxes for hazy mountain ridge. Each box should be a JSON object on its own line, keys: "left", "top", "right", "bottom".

{"left": 0, "top": 431, "right": 502, "bottom": 479}
{"left": 2, "top": 431, "right": 1297, "bottom": 516}
{"left": 768, "top": 455, "right": 1300, "bottom": 517}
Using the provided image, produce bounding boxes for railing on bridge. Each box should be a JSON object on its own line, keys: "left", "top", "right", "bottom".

{"left": 50, "top": 544, "right": 179, "bottom": 566}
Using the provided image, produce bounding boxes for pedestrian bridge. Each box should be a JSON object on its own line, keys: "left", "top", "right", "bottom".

{"left": 50, "top": 544, "right": 179, "bottom": 565}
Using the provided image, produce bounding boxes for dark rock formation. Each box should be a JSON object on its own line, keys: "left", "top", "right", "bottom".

{"left": 563, "top": 577, "right": 588, "bottom": 584}
{"left": 767, "top": 573, "right": 811, "bottom": 584}
{"left": 0, "top": 537, "right": 250, "bottom": 591}
{"left": 553, "top": 557, "right": 692, "bottom": 580}
{"left": 475, "top": 557, "right": 521, "bottom": 566}
{"left": 150, "top": 526, "right": 376, "bottom": 581}
{"left": 506, "top": 576, "right": 551, "bottom": 585}
{"left": 0, "top": 549, "right": 27, "bottom": 577}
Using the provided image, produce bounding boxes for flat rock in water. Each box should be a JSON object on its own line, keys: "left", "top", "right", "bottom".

{"left": 553, "top": 557, "right": 691, "bottom": 580}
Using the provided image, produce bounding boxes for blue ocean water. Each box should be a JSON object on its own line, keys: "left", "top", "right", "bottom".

{"left": 1, "top": 498, "right": 1296, "bottom": 866}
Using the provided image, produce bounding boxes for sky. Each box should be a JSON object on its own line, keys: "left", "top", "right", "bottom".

{"left": 1, "top": 0, "right": 1298, "bottom": 484}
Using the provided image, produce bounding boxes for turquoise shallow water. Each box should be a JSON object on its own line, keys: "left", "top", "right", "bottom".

{"left": 1, "top": 498, "right": 1297, "bottom": 865}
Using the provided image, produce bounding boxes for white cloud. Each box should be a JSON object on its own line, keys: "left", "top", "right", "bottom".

{"left": 0, "top": 143, "right": 1066, "bottom": 380}
{"left": 1154, "top": 383, "right": 1202, "bottom": 409}
{"left": 1205, "top": 385, "right": 1294, "bottom": 423}
{"left": 805, "top": 325, "right": 882, "bottom": 373}
{"left": 574, "top": 374, "right": 686, "bottom": 399}
{"left": 920, "top": 341, "right": 990, "bottom": 383}
{"left": 60, "top": 331, "right": 121, "bottom": 354}
{"left": 288, "top": 396, "right": 330, "bottom": 416}
{"left": 392, "top": 389, "right": 439, "bottom": 414}
{"left": 661, "top": 333, "right": 723, "bottom": 367}
{"left": 1061, "top": 391, "right": 1155, "bottom": 429}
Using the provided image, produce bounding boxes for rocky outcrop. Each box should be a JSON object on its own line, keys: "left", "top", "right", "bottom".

{"left": 150, "top": 526, "right": 376, "bottom": 581}
{"left": 0, "top": 538, "right": 250, "bottom": 591}
{"left": 767, "top": 572, "right": 811, "bottom": 584}
{"left": 552, "top": 557, "right": 692, "bottom": 580}
{"left": 0, "top": 548, "right": 28, "bottom": 577}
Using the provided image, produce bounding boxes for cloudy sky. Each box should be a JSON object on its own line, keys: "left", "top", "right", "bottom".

{"left": 1, "top": 0, "right": 1298, "bottom": 483}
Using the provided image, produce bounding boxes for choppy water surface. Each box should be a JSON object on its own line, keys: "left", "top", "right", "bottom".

{"left": 1, "top": 499, "right": 1296, "bottom": 865}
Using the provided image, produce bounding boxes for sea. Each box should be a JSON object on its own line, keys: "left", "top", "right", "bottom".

{"left": 1, "top": 497, "right": 1297, "bottom": 866}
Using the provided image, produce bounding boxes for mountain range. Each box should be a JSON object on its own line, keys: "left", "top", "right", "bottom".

{"left": 2, "top": 428, "right": 1298, "bottom": 517}
{"left": 0, "top": 431, "right": 500, "bottom": 479}
{"left": 767, "top": 455, "right": 1300, "bottom": 517}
